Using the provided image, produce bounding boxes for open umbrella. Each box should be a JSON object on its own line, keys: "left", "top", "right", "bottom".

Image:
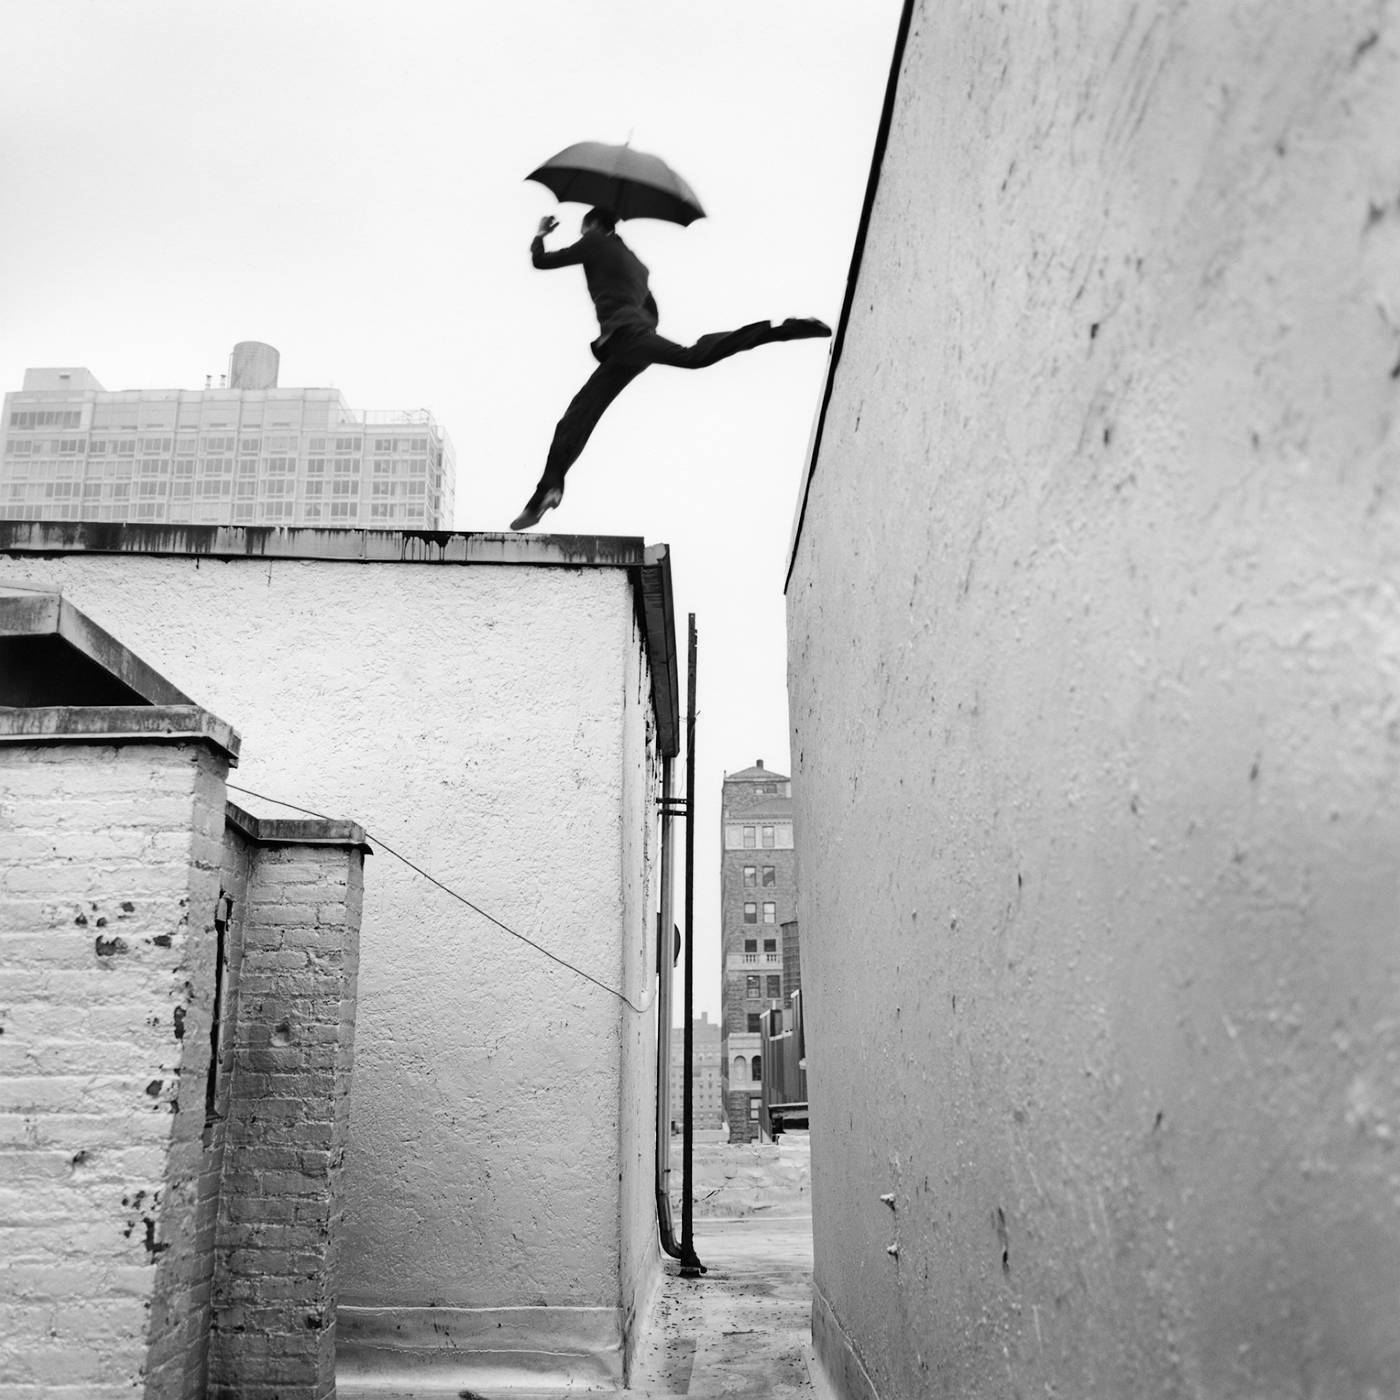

{"left": 526, "top": 141, "right": 706, "bottom": 226}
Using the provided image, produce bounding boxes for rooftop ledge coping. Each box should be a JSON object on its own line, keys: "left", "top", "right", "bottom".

{"left": 0, "top": 703, "right": 241, "bottom": 762}
{"left": 0, "top": 520, "right": 650, "bottom": 569}
{"left": 225, "top": 800, "right": 371, "bottom": 854}
{"left": 0, "top": 522, "right": 680, "bottom": 758}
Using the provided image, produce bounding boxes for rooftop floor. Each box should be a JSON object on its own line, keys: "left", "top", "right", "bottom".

{"left": 629, "top": 1214, "right": 818, "bottom": 1399}
{"left": 339, "top": 1209, "right": 820, "bottom": 1400}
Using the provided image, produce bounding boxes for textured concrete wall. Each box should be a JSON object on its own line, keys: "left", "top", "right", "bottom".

{"left": 616, "top": 619, "right": 662, "bottom": 1378}
{"left": 208, "top": 838, "right": 364, "bottom": 1400}
{"left": 788, "top": 4, "right": 1400, "bottom": 1398}
{"left": 0, "top": 739, "right": 228, "bottom": 1399}
{"left": 0, "top": 549, "right": 661, "bottom": 1380}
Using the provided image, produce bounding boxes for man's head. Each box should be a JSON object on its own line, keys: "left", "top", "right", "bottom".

{"left": 582, "top": 207, "right": 619, "bottom": 235}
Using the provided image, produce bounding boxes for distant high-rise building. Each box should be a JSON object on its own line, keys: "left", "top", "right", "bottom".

{"left": 719, "top": 759, "right": 796, "bottom": 1143}
{"left": 0, "top": 345, "right": 455, "bottom": 529}
{"left": 668, "top": 1012, "right": 723, "bottom": 1132}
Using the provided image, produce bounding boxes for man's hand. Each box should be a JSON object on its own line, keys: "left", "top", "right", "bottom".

{"left": 537, "top": 215, "right": 559, "bottom": 237}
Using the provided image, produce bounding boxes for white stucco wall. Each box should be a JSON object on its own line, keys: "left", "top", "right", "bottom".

{"left": 788, "top": 4, "right": 1400, "bottom": 1398}
{"left": 0, "top": 544, "right": 664, "bottom": 1380}
{"left": 617, "top": 622, "right": 663, "bottom": 1374}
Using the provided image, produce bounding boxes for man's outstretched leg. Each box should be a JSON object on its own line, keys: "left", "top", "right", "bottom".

{"left": 511, "top": 358, "right": 643, "bottom": 530}
{"left": 644, "top": 318, "right": 831, "bottom": 370}
{"left": 509, "top": 318, "right": 828, "bottom": 529}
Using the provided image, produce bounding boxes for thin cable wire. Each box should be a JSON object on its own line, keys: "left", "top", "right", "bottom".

{"left": 227, "top": 782, "right": 656, "bottom": 1014}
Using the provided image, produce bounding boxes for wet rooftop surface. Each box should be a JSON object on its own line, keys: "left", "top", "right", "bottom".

{"left": 629, "top": 1214, "right": 818, "bottom": 1399}
{"left": 340, "top": 1212, "right": 819, "bottom": 1400}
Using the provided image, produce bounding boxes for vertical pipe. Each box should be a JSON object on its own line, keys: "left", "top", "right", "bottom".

{"left": 656, "top": 757, "right": 680, "bottom": 1256}
{"left": 680, "top": 614, "right": 705, "bottom": 1275}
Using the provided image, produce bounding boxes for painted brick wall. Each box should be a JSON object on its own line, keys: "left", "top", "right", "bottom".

{"left": 208, "top": 838, "right": 364, "bottom": 1400}
{"left": 0, "top": 738, "right": 228, "bottom": 1399}
{"left": 202, "top": 824, "right": 252, "bottom": 1348}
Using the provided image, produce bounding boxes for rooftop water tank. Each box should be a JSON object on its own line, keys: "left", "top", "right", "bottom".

{"left": 228, "top": 341, "right": 280, "bottom": 390}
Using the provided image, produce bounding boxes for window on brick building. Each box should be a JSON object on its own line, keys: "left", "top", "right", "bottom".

{"left": 733, "top": 1056, "right": 747, "bottom": 1081}
{"left": 766, "top": 975, "right": 781, "bottom": 999}
{"left": 743, "top": 902, "right": 757, "bottom": 923}
{"left": 762, "top": 866, "right": 775, "bottom": 886}
{"left": 763, "top": 938, "right": 776, "bottom": 953}
{"left": 761, "top": 825, "right": 775, "bottom": 848}
{"left": 743, "top": 825, "right": 756, "bottom": 848}
{"left": 743, "top": 865, "right": 756, "bottom": 886}
{"left": 746, "top": 975, "right": 760, "bottom": 998}
{"left": 747, "top": 1013, "right": 761, "bottom": 1033}
{"left": 762, "top": 902, "right": 776, "bottom": 924}
{"left": 744, "top": 939, "right": 757, "bottom": 953}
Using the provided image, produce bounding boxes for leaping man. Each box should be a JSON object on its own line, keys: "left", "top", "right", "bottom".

{"left": 510, "top": 207, "right": 830, "bottom": 531}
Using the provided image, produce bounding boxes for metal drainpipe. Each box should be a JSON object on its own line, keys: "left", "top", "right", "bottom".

{"left": 679, "top": 615, "right": 705, "bottom": 1275}
{"left": 655, "top": 756, "right": 681, "bottom": 1258}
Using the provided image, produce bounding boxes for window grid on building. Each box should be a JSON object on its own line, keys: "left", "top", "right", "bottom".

{"left": 0, "top": 380, "right": 454, "bottom": 528}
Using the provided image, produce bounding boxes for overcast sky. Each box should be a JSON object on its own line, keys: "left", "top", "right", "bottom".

{"left": 0, "top": 0, "right": 901, "bottom": 1022}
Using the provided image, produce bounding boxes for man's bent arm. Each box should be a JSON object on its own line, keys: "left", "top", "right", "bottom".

{"left": 531, "top": 235, "right": 585, "bottom": 269}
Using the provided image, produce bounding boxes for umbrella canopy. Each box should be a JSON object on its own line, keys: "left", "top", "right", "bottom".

{"left": 526, "top": 141, "right": 706, "bottom": 226}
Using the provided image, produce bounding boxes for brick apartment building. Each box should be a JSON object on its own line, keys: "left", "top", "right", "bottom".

{"left": 718, "top": 761, "right": 796, "bottom": 1143}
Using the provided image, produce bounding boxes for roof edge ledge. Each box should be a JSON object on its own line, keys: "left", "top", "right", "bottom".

{"left": 0, "top": 704, "right": 240, "bottom": 762}
{"left": 0, "top": 521, "right": 648, "bottom": 568}
{"left": 225, "top": 800, "right": 371, "bottom": 853}
{"left": 637, "top": 543, "right": 679, "bottom": 759}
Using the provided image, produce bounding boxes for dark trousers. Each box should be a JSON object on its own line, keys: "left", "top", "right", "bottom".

{"left": 534, "top": 320, "right": 814, "bottom": 495}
